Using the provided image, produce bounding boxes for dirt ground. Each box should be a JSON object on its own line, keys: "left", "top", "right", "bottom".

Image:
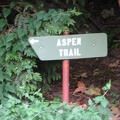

{"left": 46, "top": 47, "right": 120, "bottom": 119}
{"left": 47, "top": 46, "right": 120, "bottom": 102}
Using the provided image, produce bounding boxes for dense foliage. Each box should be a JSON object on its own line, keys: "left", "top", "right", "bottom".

{"left": 0, "top": 81, "right": 113, "bottom": 120}
{"left": 0, "top": 1, "right": 81, "bottom": 103}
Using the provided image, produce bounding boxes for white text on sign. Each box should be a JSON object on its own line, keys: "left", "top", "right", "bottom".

{"left": 57, "top": 38, "right": 82, "bottom": 57}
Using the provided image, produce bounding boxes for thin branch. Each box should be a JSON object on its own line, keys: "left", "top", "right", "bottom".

{"left": 0, "top": 5, "right": 9, "bottom": 8}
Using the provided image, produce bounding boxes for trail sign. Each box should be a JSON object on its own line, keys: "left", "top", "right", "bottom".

{"left": 28, "top": 33, "right": 107, "bottom": 61}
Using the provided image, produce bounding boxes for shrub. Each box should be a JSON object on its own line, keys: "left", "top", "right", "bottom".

{"left": 0, "top": 1, "right": 81, "bottom": 103}
{"left": 0, "top": 82, "right": 113, "bottom": 120}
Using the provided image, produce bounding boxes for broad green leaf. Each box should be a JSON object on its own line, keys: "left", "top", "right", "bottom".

{"left": 37, "top": 11, "right": 45, "bottom": 20}
{"left": 100, "top": 97, "right": 109, "bottom": 107}
{"left": 0, "top": 83, "right": 4, "bottom": 92}
{"left": 88, "top": 99, "right": 93, "bottom": 106}
{"left": 12, "top": 42, "right": 22, "bottom": 53}
{"left": 2, "top": 8, "right": 11, "bottom": 18}
{"left": 10, "top": 2, "right": 15, "bottom": 9}
{"left": 46, "top": 114, "right": 54, "bottom": 120}
{"left": 6, "top": 42, "right": 12, "bottom": 49}
{"left": 0, "top": 38, "right": 4, "bottom": 47}
{"left": 102, "top": 86, "right": 108, "bottom": 91}
{"left": 17, "top": 28, "right": 27, "bottom": 38}
{"left": 102, "top": 80, "right": 111, "bottom": 91}
{"left": 94, "top": 96, "right": 103, "bottom": 104}
{"left": 0, "top": 48, "right": 5, "bottom": 56}
{"left": 67, "top": 19, "right": 75, "bottom": 26}
{"left": 5, "top": 82, "right": 16, "bottom": 93}
{"left": 48, "top": 9, "right": 57, "bottom": 15}
{"left": 54, "top": 14, "right": 61, "bottom": 23}
{"left": 91, "top": 115, "right": 102, "bottom": 120}
{"left": 7, "top": 33, "right": 16, "bottom": 42}
{"left": 0, "top": 71, "right": 4, "bottom": 82}
{"left": 28, "top": 24, "right": 35, "bottom": 35}
{"left": 0, "top": 92, "right": 4, "bottom": 100}
{"left": 43, "top": 13, "right": 50, "bottom": 21}
{"left": 82, "top": 112, "right": 93, "bottom": 119}
{"left": 55, "top": 114, "right": 63, "bottom": 120}
{"left": 29, "top": 96, "right": 34, "bottom": 101}
{"left": 24, "top": 48, "right": 37, "bottom": 57}
{"left": 4, "top": 74, "right": 11, "bottom": 81}
{"left": 33, "top": 20, "right": 42, "bottom": 30}
{"left": 106, "top": 79, "right": 111, "bottom": 89}
{"left": 94, "top": 96, "right": 109, "bottom": 107}
{"left": 0, "top": 19, "right": 7, "bottom": 29}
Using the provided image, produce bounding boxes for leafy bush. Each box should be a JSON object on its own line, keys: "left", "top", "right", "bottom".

{"left": 0, "top": 1, "right": 81, "bottom": 103}
{"left": 0, "top": 82, "right": 113, "bottom": 120}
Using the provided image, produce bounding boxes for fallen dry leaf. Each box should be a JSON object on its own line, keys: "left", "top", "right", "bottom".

{"left": 77, "top": 81, "right": 85, "bottom": 87}
{"left": 73, "top": 81, "right": 87, "bottom": 94}
{"left": 110, "top": 107, "right": 120, "bottom": 120}
{"left": 80, "top": 72, "right": 87, "bottom": 78}
{"left": 85, "top": 84, "right": 101, "bottom": 96}
{"left": 93, "top": 87, "right": 101, "bottom": 95}
{"left": 108, "top": 60, "right": 119, "bottom": 67}
{"left": 111, "top": 107, "right": 120, "bottom": 115}
{"left": 69, "top": 102, "right": 87, "bottom": 109}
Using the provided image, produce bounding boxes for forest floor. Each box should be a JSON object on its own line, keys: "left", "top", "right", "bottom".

{"left": 47, "top": 46, "right": 120, "bottom": 102}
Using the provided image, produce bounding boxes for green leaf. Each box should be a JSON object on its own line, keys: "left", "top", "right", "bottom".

{"left": 67, "top": 19, "right": 75, "bottom": 26}
{"left": 100, "top": 98, "right": 109, "bottom": 107}
{"left": 94, "top": 96, "right": 103, "bottom": 104}
{"left": 7, "top": 33, "right": 16, "bottom": 42}
{"left": 55, "top": 114, "right": 63, "bottom": 120}
{"left": 0, "top": 19, "right": 7, "bottom": 29}
{"left": 54, "top": 15, "right": 61, "bottom": 22}
{"left": 94, "top": 96, "right": 109, "bottom": 107}
{"left": 6, "top": 42, "right": 12, "bottom": 49}
{"left": 33, "top": 20, "right": 42, "bottom": 30}
{"left": 28, "top": 24, "right": 35, "bottom": 35}
{"left": 88, "top": 99, "right": 94, "bottom": 106}
{"left": 2, "top": 8, "right": 11, "bottom": 18}
{"left": 29, "top": 96, "right": 34, "bottom": 101}
{"left": 48, "top": 9, "right": 57, "bottom": 16}
{"left": 0, "top": 71, "right": 4, "bottom": 82}
{"left": 43, "top": 13, "right": 50, "bottom": 21}
{"left": 46, "top": 114, "right": 54, "bottom": 120}
{"left": 4, "top": 74, "right": 11, "bottom": 81}
{"left": 91, "top": 115, "right": 102, "bottom": 120}
{"left": 24, "top": 48, "right": 37, "bottom": 57}
{"left": 102, "top": 86, "right": 108, "bottom": 91}
{"left": 5, "top": 82, "right": 16, "bottom": 93}
{"left": 106, "top": 80, "right": 111, "bottom": 89}
{"left": 102, "top": 80, "right": 111, "bottom": 91}
{"left": 0, "top": 48, "right": 5, "bottom": 57}
{"left": 82, "top": 112, "right": 93, "bottom": 119}
{"left": 12, "top": 42, "right": 23, "bottom": 53}
{"left": 37, "top": 11, "right": 45, "bottom": 20}
{"left": 10, "top": 2, "right": 15, "bottom": 9}
{"left": 17, "top": 28, "right": 27, "bottom": 38}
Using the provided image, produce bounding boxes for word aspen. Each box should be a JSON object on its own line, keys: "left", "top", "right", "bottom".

{"left": 57, "top": 38, "right": 81, "bottom": 57}
{"left": 28, "top": 33, "right": 107, "bottom": 60}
